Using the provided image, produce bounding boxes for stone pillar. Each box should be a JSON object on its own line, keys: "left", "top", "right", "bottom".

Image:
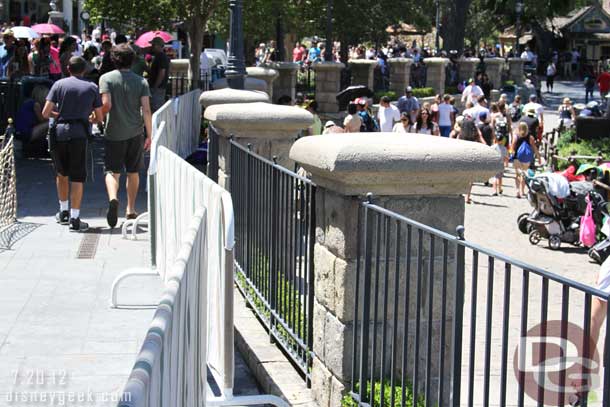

{"left": 348, "top": 59, "right": 378, "bottom": 89}
{"left": 246, "top": 67, "right": 279, "bottom": 99}
{"left": 289, "top": 134, "right": 501, "bottom": 407}
{"left": 424, "top": 57, "right": 449, "bottom": 95}
{"left": 484, "top": 57, "right": 505, "bottom": 89}
{"left": 271, "top": 62, "right": 299, "bottom": 104}
{"left": 204, "top": 102, "right": 313, "bottom": 189}
{"left": 457, "top": 57, "right": 479, "bottom": 83}
{"left": 388, "top": 58, "right": 413, "bottom": 94}
{"left": 312, "top": 62, "right": 345, "bottom": 114}
{"left": 508, "top": 58, "right": 525, "bottom": 85}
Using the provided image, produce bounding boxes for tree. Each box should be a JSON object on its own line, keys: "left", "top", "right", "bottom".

{"left": 84, "top": 0, "right": 220, "bottom": 82}
{"left": 440, "top": 0, "right": 472, "bottom": 52}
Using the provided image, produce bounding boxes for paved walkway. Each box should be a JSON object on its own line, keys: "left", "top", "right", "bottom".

{"left": 461, "top": 81, "right": 607, "bottom": 405}
{"left": 0, "top": 141, "right": 262, "bottom": 406}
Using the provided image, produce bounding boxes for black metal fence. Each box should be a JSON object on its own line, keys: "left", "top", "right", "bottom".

{"left": 230, "top": 140, "right": 316, "bottom": 381}
{"left": 165, "top": 73, "right": 211, "bottom": 99}
{"left": 350, "top": 197, "right": 610, "bottom": 407}
{"left": 0, "top": 80, "right": 23, "bottom": 133}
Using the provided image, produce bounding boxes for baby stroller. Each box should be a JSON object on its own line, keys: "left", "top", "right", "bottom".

{"left": 517, "top": 174, "right": 605, "bottom": 250}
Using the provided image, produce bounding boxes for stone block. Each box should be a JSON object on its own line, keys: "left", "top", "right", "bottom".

{"left": 323, "top": 311, "right": 353, "bottom": 380}
{"left": 313, "top": 300, "right": 327, "bottom": 360}
{"left": 330, "top": 376, "right": 346, "bottom": 407}
{"left": 312, "top": 356, "right": 332, "bottom": 407}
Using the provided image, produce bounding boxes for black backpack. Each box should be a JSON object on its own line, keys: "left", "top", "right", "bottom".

{"left": 460, "top": 117, "right": 477, "bottom": 141}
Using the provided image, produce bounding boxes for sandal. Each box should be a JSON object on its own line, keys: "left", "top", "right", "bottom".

{"left": 126, "top": 213, "right": 139, "bottom": 220}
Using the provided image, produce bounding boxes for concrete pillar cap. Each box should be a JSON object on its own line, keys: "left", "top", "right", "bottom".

{"left": 423, "top": 57, "right": 449, "bottom": 65}
{"left": 508, "top": 57, "right": 525, "bottom": 62}
{"left": 246, "top": 66, "right": 280, "bottom": 79}
{"left": 311, "top": 61, "right": 346, "bottom": 71}
{"left": 484, "top": 57, "right": 505, "bottom": 64}
{"left": 458, "top": 57, "right": 480, "bottom": 63}
{"left": 348, "top": 59, "right": 378, "bottom": 66}
{"left": 210, "top": 77, "right": 268, "bottom": 93}
{"left": 270, "top": 62, "right": 300, "bottom": 71}
{"left": 289, "top": 133, "right": 502, "bottom": 196}
{"left": 204, "top": 102, "right": 313, "bottom": 136}
{"left": 200, "top": 88, "right": 270, "bottom": 108}
{"left": 388, "top": 57, "right": 413, "bottom": 64}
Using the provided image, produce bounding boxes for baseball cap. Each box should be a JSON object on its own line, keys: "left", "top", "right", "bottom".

{"left": 405, "top": 86, "right": 413, "bottom": 93}
{"left": 149, "top": 36, "right": 166, "bottom": 46}
{"left": 529, "top": 94, "right": 537, "bottom": 101}
{"left": 526, "top": 106, "right": 536, "bottom": 115}
{"left": 2, "top": 29, "right": 14, "bottom": 37}
{"left": 324, "top": 120, "right": 335, "bottom": 128}
{"left": 479, "top": 112, "right": 488, "bottom": 121}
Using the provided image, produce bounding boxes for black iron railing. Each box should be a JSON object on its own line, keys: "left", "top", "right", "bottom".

{"left": 350, "top": 196, "right": 610, "bottom": 407}
{"left": 166, "top": 73, "right": 211, "bottom": 99}
{"left": 230, "top": 140, "right": 315, "bottom": 381}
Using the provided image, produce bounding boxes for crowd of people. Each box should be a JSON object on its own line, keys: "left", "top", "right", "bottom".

{"left": 0, "top": 25, "right": 168, "bottom": 232}
{"left": 0, "top": 26, "right": 172, "bottom": 144}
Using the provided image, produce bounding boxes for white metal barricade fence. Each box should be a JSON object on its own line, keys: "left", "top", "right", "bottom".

{"left": 111, "top": 90, "right": 202, "bottom": 307}
{"left": 117, "top": 147, "right": 287, "bottom": 407}
{"left": 0, "top": 135, "right": 16, "bottom": 231}
{"left": 121, "top": 89, "right": 202, "bottom": 243}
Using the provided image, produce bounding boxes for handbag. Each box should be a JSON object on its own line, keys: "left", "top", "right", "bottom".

{"left": 580, "top": 194, "right": 597, "bottom": 247}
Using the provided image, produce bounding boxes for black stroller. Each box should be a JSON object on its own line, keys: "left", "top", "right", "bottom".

{"left": 517, "top": 176, "right": 606, "bottom": 250}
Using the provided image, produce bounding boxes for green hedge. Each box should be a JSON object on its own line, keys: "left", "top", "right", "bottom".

{"left": 341, "top": 381, "right": 425, "bottom": 407}
{"left": 411, "top": 87, "right": 435, "bottom": 98}
{"left": 445, "top": 86, "right": 459, "bottom": 95}
{"left": 555, "top": 129, "right": 609, "bottom": 169}
{"left": 373, "top": 91, "right": 398, "bottom": 103}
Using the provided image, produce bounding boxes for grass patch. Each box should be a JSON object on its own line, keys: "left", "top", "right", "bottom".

{"left": 341, "top": 381, "right": 426, "bottom": 407}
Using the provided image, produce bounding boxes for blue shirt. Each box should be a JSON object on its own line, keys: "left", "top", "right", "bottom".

{"left": 47, "top": 76, "right": 102, "bottom": 140}
{"left": 396, "top": 95, "right": 419, "bottom": 114}
{"left": 308, "top": 47, "right": 321, "bottom": 62}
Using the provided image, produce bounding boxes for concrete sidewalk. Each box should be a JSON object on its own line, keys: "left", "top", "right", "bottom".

{"left": 0, "top": 141, "right": 262, "bottom": 406}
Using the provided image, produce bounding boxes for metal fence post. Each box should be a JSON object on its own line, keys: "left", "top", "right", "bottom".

{"left": 451, "top": 226, "right": 465, "bottom": 407}
{"left": 358, "top": 194, "right": 375, "bottom": 403}
{"left": 149, "top": 174, "right": 157, "bottom": 267}
{"left": 208, "top": 125, "right": 219, "bottom": 183}
{"left": 269, "top": 158, "right": 279, "bottom": 343}
{"left": 306, "top": 184, "right": 316, "bottom": 388}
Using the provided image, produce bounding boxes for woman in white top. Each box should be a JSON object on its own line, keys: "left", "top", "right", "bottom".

{"left": 392, "top": 112, "right": 415, "bottom": 133}
{"left": 437, "top": 94, "right": 455, "bottom": 137}
{"left": 343, "top": 103, "right": 362, "bottom": 133}
{"left": 414, "top": 108, "right": 440, "bottom": 135}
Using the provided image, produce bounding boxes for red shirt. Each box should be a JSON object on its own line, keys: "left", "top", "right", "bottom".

{"left": 598, "top": 72, "right": 610, "bottom": 93}
{"left": 292, "top": 46, "right": 304, "bottom": 62}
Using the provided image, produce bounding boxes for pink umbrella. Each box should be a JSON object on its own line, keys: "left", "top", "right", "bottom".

{"left": 135, "top": 31, "right": 174, "bottom": 48}
{"left": 31, "top": 23, "right": 65, "bottom": 35}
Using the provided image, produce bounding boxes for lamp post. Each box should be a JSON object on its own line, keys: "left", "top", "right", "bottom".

{"left": 226, "top": 0, "right": 246, "bottom": 89}
{"left": 324, "top": 0, "right": 332, "bottom": 62}
{"left": 515, "top": 1, "right": 523, "bottom": 55}
{"left": 435, "top": 0, "right": 440, "bottom": 54}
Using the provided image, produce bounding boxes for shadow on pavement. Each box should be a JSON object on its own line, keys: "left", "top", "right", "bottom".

{"left": 0, "top": 221, "right": 41, "bottom": 250}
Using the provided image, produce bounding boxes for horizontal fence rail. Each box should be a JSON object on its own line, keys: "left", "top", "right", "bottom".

{"left": 350, "top": 198, "right": 610, "bottom": 407}
{"left": 230, "top": 140, "right": 316, "bottom": 381}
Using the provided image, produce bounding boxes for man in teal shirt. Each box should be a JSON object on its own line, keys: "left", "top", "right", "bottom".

{"left": 99, "top": 43, "right": 152, "bottom": 228}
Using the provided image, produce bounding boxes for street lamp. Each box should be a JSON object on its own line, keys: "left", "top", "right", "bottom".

{"left": 515, "top": 1, "right": 523, "bottom": 55}
{"left": 324, "top": 0, "right": 332, "bottom": 62}
{"left": 226, "top": 0, "right": 246, "bottom": 89}
{"left": 435, "top": 0, "right": 440, "bottom": 54}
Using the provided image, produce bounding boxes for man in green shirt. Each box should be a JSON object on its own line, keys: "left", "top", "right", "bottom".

{"left": 99, "top": 43, "right": 152, "bottom": 228}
